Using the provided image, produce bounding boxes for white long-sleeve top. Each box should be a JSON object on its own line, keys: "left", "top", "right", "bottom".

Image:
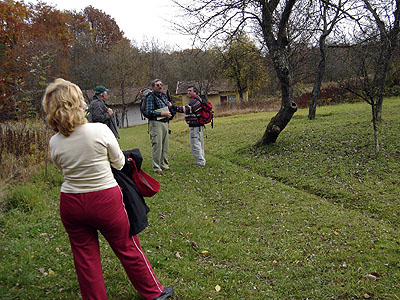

{"left": 50, "top": 122, "right": 125, "bottom": 193}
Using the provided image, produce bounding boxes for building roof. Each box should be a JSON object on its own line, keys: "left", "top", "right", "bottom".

{"left": 83, "top": 85, "right": 169, "bottom": 106}
{"left": 175, "top": 80, "right": 236, "bottom": 95}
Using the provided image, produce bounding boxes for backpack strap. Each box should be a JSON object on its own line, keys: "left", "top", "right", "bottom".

{"left": 203, "top": 124, "right": 207, "bottom": 138}
{"left": 144, "top": 91, "right": 158, "bottom": 122}
{"left": 153, "top": 92, "right": 168, "bottom": 107}
{"left": 153, "top": 92, "right": 170, "bottom": 123}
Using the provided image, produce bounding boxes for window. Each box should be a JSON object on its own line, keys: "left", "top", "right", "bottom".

{"left": 228, "top": 95, "right": 236, "bottom": 104}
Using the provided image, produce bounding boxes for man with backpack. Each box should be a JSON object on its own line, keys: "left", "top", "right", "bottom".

{"left": 170, "top": 86, "right": 210, "bottom": 166}
{"left": 144, "top": 79, "right": 172, "bottom": 174}
{"left": 89, "top": 85, "right": 119, "bottom": 138}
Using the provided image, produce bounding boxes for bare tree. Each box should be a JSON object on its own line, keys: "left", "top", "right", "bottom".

{"left": 185, "top": 49, "right": 220, "bottom": 96}
{"left": 346, "top": 0, "right": 400, "bottom": 122}
{"left": 140, "top": 39, "right": 172, "bottom": 86}
{"left": 308, "top": 0, "right": 344, "bottom": 120}
{"left": 363, "top": 0, "right": 400, "bottom": 121}
{"left": 109, "top": 39, "right": 140, "bottom": 127}
{"left": 173, "top": 0, "right": 299, "bottom": 146}
{"left": 345, "top": 44, "right": 384, "bottom": 153}
{"left": 339, "top": 0, "right": 400, "bottom": 153}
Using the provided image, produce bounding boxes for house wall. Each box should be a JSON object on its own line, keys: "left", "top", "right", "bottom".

{"left": 110, "top": 104, "right": 147, "bottom": 127}
{"left": 179, "top": 90, "right": 249, "bottom": 109}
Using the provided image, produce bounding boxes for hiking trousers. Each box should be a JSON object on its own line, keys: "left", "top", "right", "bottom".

{"left": 149, "top": 120, "right": 169, "bottom": 172}
{"left": 60, "top": 186, "right": 163, "bottom": 300}
{"left": 189, "top": 126, "right": 206, "bottom": 166}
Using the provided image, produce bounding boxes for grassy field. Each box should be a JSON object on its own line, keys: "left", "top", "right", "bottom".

{"left": 1, "top": 99, "right": 399, "bottom": 299}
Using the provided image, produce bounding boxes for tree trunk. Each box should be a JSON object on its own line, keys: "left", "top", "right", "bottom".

{"left": 308, "top": 56, "right": 325, "bottom": 120}
{"left": 371, "top": 103, "right": 379, "bottom": 155}
{"left": 255, "top": 101, "right": 297, "bottom": 146}
{"left": 309, "top": 37, "right": 327, "bottom": 120}
{"left": 374, "top": 45, "right": 390, "bottom": 121}
{"left": 120, "top": 81, "right": 126, "bottom": 128}
{"left": 255, "top": 45, "right": 298, "bottom": 146}
{"left": 238, "top": 88, "right": 244, "bottom": 102}
{"left": 235, "top": 74, "right": 245, "bottom": 102}
{"left": 124, "top": 105, "right": 128, "bottom": 127}
{"left": 255, "top": 0, "right": 297, "bottom": 146}
{"left": 374, "top": 47, "right": 390, "bottom": 122}
{"left": 375, "top": 93, "right": 383, "bottom": 122}
{"left": 255, "top": 62, "right": 298, "bottom": 145}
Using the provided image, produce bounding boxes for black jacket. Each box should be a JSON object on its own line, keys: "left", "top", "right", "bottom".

{"left": 112, "top": 149, "right": 149, "bottom": 236}
{"left": 91, "top": 95, "right": 120, "bottom": 138}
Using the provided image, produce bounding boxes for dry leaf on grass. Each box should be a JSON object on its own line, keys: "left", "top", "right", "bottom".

{"left": 363, "top": 274, "right": 377, "bottom": 280}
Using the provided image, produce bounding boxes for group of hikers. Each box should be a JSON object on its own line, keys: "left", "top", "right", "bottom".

{"left": 88, "top": 78, "right": 208, "bottom": 174}
{"left": 42, "top": 77, "right": 212, "bottom": 300}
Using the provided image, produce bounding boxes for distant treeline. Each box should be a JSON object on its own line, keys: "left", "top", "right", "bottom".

{"left": 1, "top": 1, "right": 399, "bottom": 122}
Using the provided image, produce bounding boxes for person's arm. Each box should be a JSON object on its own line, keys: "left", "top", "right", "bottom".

{"left": 91, "top": 100, "right": 111, "bottom": 123}
{"left": 105, "top": 127, "right": 125, "bottom": 170}
{"left": 173, "top": 97, "right": 202, "bottom": 115}
{"left": 145, "top": 93, "right": 171, "bottom": 118}
{"left": 49, "top": 138, "right": 62, "bottom": 172}
{"left": 171, "top": 103, "right": 185, "bottom": 113}
{"left": 144, "top": 93, "right": 159, "bottom": 118}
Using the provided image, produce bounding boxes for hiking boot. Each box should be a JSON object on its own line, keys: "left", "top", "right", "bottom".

{"left": 153, "top": 287, "right": 174, "bottom": 300}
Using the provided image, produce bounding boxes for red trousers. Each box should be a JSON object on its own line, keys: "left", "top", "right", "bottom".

{"left": 60, "top": 186, "right": 163, "bottom": 300}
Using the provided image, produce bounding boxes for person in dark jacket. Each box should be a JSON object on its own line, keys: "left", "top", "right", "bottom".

{"left": 170, "top": 85, "right": 206, "bottom": 166}
{"left": 91, "top": 85, "right": 120, "bottom": 138}
{"left": 42, "top": 78, "right": 173, "bottom": 300}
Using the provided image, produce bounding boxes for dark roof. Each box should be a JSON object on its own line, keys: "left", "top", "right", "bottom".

{"left": 83, "top": 85, "right": 169, "bottom": 105}
{"left": 175, "top": 80, "right": 236, "bottom": 95}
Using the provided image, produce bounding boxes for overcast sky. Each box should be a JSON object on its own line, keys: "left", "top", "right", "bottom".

{"left": 28, "top": 0, "right": 194, "bottom": 49}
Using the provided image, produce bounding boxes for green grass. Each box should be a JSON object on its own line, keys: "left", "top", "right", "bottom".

{"left": 1, "top": 99, "right": 400, "bottom": 299}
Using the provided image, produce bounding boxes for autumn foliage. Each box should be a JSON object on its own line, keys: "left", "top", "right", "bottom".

{"left": 0, "top": 0, "right": 125, "bottom": 122}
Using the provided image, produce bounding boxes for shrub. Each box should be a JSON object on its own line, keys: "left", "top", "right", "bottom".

{"left": 0, "top": 121, "right": 51, "bottom": 182}
{"left": 294, "top": 82, "right": 362, "bottom": 108}
{"left": 294, "top": 93, "right": 311, "bottom": 108}
{"left": 215, "top": 98, "right": 281, "bottom": 117}
{"left": 384, "top": 85, "right": 400, "bottom": 97}
{"left": 3, "top": 183, "right": 45, "bottom": 212}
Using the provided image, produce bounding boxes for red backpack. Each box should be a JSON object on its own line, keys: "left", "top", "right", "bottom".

{"left": 199, "top": 98, "right": 214, "bottom": 127}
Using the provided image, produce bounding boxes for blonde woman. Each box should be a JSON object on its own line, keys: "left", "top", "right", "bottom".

{"left": 42, "top": 78, "right": 173, "bottom": 300}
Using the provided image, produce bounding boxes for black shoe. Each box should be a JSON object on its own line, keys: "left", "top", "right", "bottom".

{"left": 153, "top": 287, "right": 174, "bottom": 300}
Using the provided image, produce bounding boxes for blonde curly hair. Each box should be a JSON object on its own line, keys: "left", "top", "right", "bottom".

{"left": 42, "top": 78, "right": 87, "bottom": 136}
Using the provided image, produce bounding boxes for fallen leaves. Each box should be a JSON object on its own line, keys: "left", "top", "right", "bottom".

{"left": 191, "top": 241, "right": 198, "bottom": 250}
{"left": 363, "top": 273, "right": 379, "bottom": 281}
{"left": 37, "top": 267, "right": 55, "bottom": 276}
